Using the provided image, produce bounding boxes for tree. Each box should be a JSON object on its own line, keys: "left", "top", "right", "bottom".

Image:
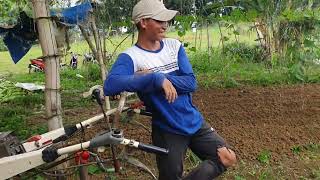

{"left": 0, "top": 0, "right": 31, "bottom": 25}
{"left": 166, "top": 0, "right": 195, "bottom": 15}
{"left": 203, "top": 0, "right": 320, "bottom": 62}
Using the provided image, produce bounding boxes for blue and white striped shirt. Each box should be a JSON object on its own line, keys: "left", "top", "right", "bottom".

{"left": 104, "top": 38, "right": 203, "bottom": 136}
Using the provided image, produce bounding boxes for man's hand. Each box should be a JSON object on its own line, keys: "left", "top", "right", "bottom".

{"left": 135, "top": 69, "right": 177, "bottom": 103}
{"left": 162, "top": 78, "right": 177, "bottom": 103}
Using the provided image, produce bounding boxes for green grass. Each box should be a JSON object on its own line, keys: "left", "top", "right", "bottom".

{"left": 0, "top": 65, "right": 102, "bottom": 138}
{"left": 190, "top": 48, "right": 320, "bottom": 88}
{"left": 0, "top": 45, "right": 43, "bottom": 74}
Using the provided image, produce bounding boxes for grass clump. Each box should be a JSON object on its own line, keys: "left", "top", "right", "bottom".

{"left": 189, "top": 43, "right": 320, "bottom": 88}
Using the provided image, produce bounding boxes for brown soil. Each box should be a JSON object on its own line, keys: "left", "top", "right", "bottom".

{"left": 193, "top": 84, "right": 320, "bottom": 162}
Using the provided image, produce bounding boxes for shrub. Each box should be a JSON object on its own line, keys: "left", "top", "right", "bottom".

{"left": 85, "top": 64, "right": 101, "bottom": 82}
{"left": 224, "top": 42, "right": 265, "bottom": 63}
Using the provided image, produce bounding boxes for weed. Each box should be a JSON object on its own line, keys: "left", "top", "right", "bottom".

{"left": 83, "top": 64, "right": 102, "bottom": 82}
{"left": 88, "top": 165, "right": 104, "bottom": 175}
{"left": 259, "top": 170, "right": 271, "bottom": 180}
{"left": 224, "top": 43, "right": 265, "bottom": 63}
{"left": 257, "top": 150, "right": 271, "bottom": 164}
{"left": 288, "top": 63, "right": 306, "bottom": 82}
{"left": 311, "top": 168, "right": 320, "bottom": 179}
{"left": 185, "top": 150, "right": 201, "bottom": 168}
{"left": 291, "top": 145, "right": 302, "bottom": 155}
{"left": 234, "top": 175, "right": 246, "bottom": 180}
{"left": 304, "top": 143, "right": 320, "bottom": 152}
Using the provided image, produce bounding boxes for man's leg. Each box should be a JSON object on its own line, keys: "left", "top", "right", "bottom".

{"left": 183, "top": 121, "right": 236, "bottom": 180}
{"left": 152, "top": 125, "right": 189, "bottom": 180}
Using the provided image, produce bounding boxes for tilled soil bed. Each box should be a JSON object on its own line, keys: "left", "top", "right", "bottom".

{"left": 193, "top": 84, "right": 320, "bottom": 162}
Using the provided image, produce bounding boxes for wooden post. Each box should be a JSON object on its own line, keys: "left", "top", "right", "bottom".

{"left": 32, "top": 0, "right": 63, "bottom": 130}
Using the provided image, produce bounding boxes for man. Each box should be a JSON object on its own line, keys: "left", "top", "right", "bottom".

{"left": 103, "top": 0, "right": 236, "bottom": 179}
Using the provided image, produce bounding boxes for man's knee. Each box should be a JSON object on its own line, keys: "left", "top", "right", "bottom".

{"left": 217, "top": 147, "right": 237, "bottom": 167}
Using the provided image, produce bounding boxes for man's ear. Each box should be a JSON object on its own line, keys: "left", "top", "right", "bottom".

{"left": 140, "top": 19, "right": 148, "bottom": 29}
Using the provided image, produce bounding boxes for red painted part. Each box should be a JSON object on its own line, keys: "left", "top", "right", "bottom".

{"left": 42, "top": 139, "right": 53, "bottom": 146}
{"left": 26, "top": 135, "right": 42, "bottom": 142}
{"left": 75, "top": 151, "right": 90, "bottom": 164}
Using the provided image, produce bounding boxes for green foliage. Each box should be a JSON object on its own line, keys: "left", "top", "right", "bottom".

{"left": 88, "top": 165, "right": 104, "bottom": 175}
{"left": 224, "top": 43, "right": 264, "bottom": 63}
{"left": 311, "top": 168, "right": 320, "bottom": 179}
{"left": 0, "top": 66, "right": 102, "bottom": 138}
{"left": 0, "top": 105, "right": 47, "bottom": 139}
{"left": 174, "top": 15, "right": 196, "bottom": 38}
{"left": 288, "top": 63, "right": 306, "bottom": 82}
{"left": 60, "top": 66, "right": 101, "bottom": 92}
{"left": 304, "top": 143, "right": 320, "bottom": 152}
{"left": 221, "top": 8, "right": 247, "bottom": 22}
{"left": 0, "top": 77, "right": 46, "bottom": 139}
{"left": 0, "top": 0, "right": 31, "bottom": 25}
{"left": 189, "top": 41, "right": 319, "bottom": 88}
{"left": 95, "top": 0, "right": 138, "bottom": 32}
{"left": 0, "top": 80, "right": 25, "bottom": 103}
{"left": 83, "top": 64, "right": 102, "bottom": 82}
{"left": 291, "top": 145, "right": 302, "bottom": 154}
{"left": 0, "top": 38, "right": 7, "bottom": 52}
{"left": 166, "top": 0, "right": 195, "bottom": 15}
{"left": 259, "top": 170, "right": 272, "bottom": 180}
{"left": 257, "top": 150, "right": 271, "bottom": 164}
{"left": 234, "top": 175, "right": 246, "bottom": 180}
{"left": 186, "top": 150, "right": 201, "bottom": 167}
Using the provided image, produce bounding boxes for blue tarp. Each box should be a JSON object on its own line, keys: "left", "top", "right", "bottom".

{"left": 3, "top": 32, "right": 34, "bottom": 64}
{"left": 0, "top": 12, "right": 36, "bottom": 64}
{"left": 51, "top": 2, "right": 92, "bottom": 26}
{"left": 0, "top": 2, "right": 92, "bottom": 64}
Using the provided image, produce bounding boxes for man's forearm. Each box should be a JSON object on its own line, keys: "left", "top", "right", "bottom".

{"left": 103, "top": 73, "right": 165, "bottom": 95}
{"left": 165, "top": 74, "right": 197, "bottom": 93}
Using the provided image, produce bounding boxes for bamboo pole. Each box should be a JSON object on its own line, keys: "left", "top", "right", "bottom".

{"left": 32, "top": 0, "right": 63, "bottom": 131}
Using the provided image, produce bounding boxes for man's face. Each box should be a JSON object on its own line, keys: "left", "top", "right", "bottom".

{"left": 143, "top": 18, "right": 168, "bottom": 41}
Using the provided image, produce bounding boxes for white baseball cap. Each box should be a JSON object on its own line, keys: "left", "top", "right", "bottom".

{"left": 132, "top": 0, "right": 179, "bottom": 24}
